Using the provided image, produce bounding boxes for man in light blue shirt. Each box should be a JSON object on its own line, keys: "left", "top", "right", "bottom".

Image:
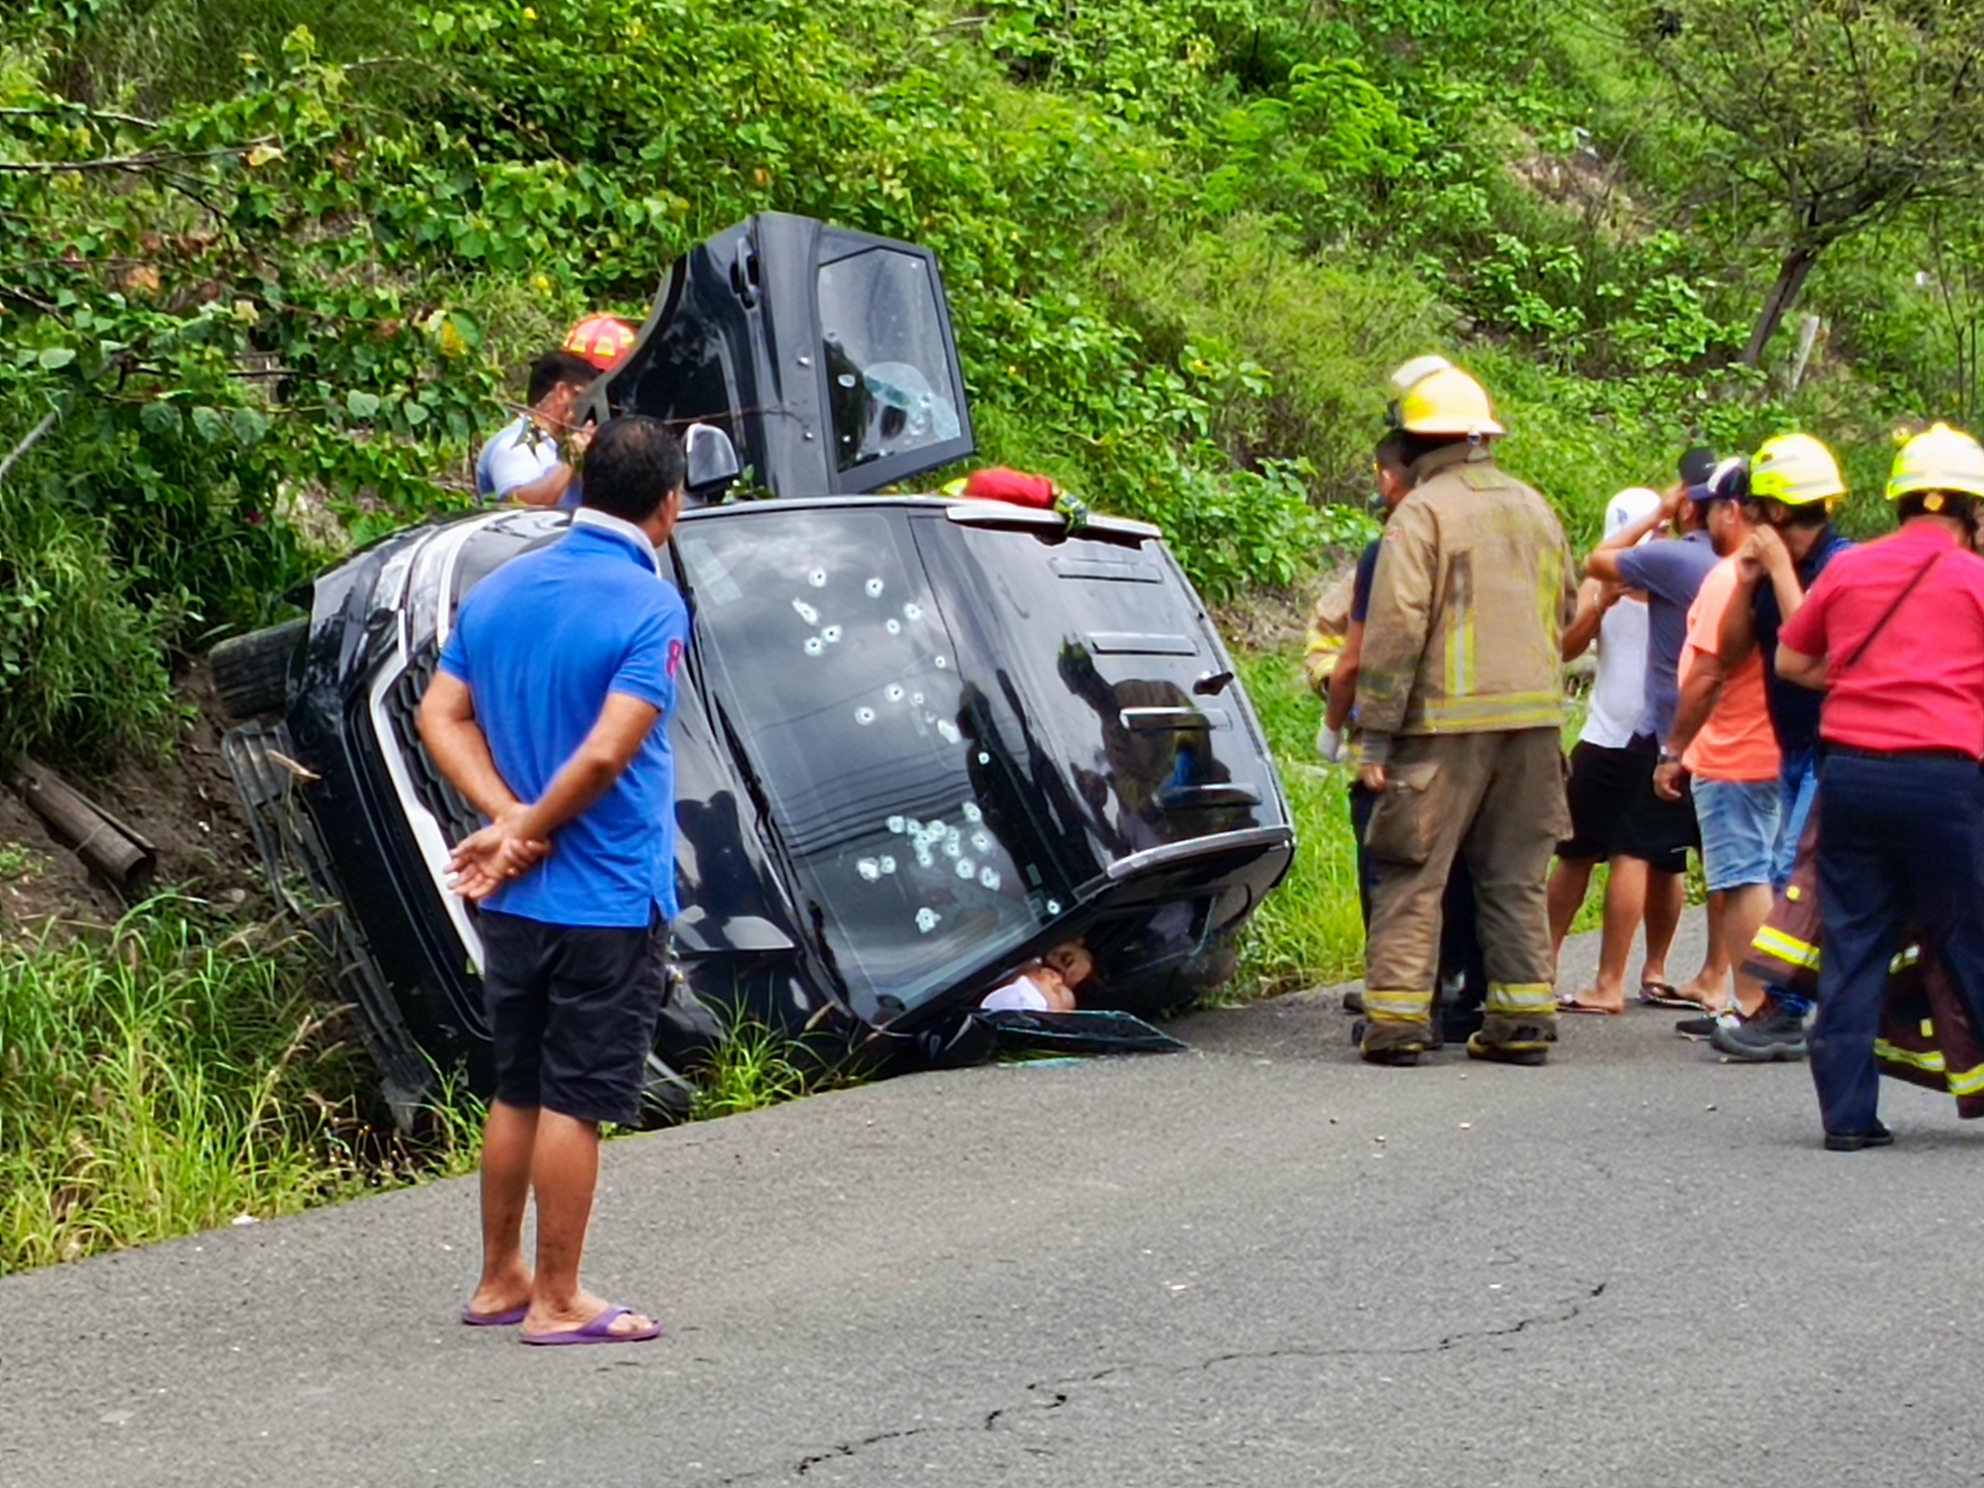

{"left": 421, "top": 415, "right": 689, "bottom": 1346}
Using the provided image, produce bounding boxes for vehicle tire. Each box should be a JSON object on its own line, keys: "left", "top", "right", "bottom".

{"left": 209, "top": 618, "right": 306, "bottom": 720}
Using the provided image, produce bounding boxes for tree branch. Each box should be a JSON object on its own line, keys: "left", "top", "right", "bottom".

{"left": 0, "top": 139, "right": 276, "bottom": 175}
{"left": 0, "top": 410, "right": 60, "bottom": 491}
{"left": 0, "top": 104, "right": 159, "bottom": 131}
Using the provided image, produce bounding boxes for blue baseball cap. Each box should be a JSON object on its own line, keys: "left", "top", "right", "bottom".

{"left": 1687, "top": 455, "right": 1749, "bottom": 504}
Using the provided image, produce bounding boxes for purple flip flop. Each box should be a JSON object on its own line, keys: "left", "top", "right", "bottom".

{"left": 461, "top": 1303, "right": 530, "bottom": 1328}
{"left": 520, "top": 1305, "right": 663, "bottom": 1347}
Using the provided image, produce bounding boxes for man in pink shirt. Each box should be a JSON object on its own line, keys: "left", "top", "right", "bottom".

{"left": 1653, "top": 465, "right": 1780, "bottom": 1020}
{"left": 1778, "top": 424, "right": 1984, "bottom": 1150}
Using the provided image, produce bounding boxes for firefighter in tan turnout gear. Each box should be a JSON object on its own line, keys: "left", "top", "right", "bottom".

{"left": 1353, "top": 357, "right": 1579, "bottom": 1066}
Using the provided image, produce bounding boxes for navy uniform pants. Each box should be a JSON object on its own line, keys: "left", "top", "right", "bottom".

{"left": 1811, "top": 751, "right": 1984, "bottom": 1136}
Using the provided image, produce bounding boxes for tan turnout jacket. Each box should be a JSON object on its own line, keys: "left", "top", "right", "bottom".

{"left": 1356, "top": 443, "right": 1577, "bottom": 754}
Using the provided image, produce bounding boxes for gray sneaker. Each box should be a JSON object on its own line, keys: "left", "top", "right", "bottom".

{"left": 1675, "top": 1010, "right": 1732, "bottom": 1041}
{"left": 1710, "top": 1005, "right": 1809, "bottom": 1062}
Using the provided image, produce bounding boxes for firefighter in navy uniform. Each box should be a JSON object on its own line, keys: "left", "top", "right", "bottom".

{"left": 1353, "top": 358, "right": 1580, "bottom": 1066}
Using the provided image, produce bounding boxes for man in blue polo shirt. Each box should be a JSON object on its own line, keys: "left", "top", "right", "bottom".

{"left": 419, "top": 414, "right": 690, "bottom": 1347}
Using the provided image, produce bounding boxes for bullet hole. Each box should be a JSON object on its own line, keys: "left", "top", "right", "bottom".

{"left": 792, "top": 600, "right": 819, "bottom": 624}
{"left": 854, "top": 706, "right": 876, "bottom": 725}
{"left": 961, "top": 802, "right": 983, "bottom": 823}
{"left": 915, "top": 907, "right": 940, "bottom": 933}
{"left": 878, "top": 855, "right": 897, "bottom": 874}
{"left": 803, "top": 637, "right": 824, "bottom": 657}
{"left": 979, "top": 867, "right": 1001, "bottom": 891}
{"left": 886, "top": 619, "right": 902, "bottom": 635}
{"left": 865, "top": 577, "right": 885, "bottom": 598}
{"left": 887, "top": 815, "right": 906, "bottom": 834}
{"left": 808, "top": 568, "right": 828, "bottom": 588}
{"left": 885, "top": 684, "right": 906, "bottom": 702}
{"left": 903, "top": 603, "right": 923, "bottom": 621}
{"left": 956, "top": 858, "right": 975, "bottom": 879}
{"left": 933, "top": 656, "right": 948, "bottom": 669}
{"left": 970, "top": 830, "right": 991, "bottom": 853}
{"left": 823, "top": 625, "right": 842, "bottom": 643}
{"left": 857, "top": 858, "right": 881, "bottom": 882}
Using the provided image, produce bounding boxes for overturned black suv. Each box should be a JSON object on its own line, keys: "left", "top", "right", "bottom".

{"left": 215, "top": 213, "right": 1293, "bottom": 1122}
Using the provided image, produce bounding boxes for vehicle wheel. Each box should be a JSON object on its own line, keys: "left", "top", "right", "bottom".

{"left": 209, "top": 618, "right": 306, "bottom": 720}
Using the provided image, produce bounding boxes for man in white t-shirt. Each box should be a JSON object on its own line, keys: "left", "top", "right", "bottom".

{"left": 475, "top": 349, "right": 600, "bottom": 508}
{"left": 1547, "top": 486, "right": 1667, "bottom": 1012}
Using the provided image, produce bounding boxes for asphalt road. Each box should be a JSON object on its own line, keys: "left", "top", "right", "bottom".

{"left": 6, "top": 910, "right": 1982, "bottom": 1488}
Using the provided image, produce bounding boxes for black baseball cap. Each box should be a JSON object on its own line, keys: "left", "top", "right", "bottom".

{"left": 1678, "top": 446, "right": 1718, "bottom": 487}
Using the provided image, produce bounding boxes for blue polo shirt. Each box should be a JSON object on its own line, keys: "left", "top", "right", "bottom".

{"left": 437, "top": 509, "right": 691, "bottom": 928}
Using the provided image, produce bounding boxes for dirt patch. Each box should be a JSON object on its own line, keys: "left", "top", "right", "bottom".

{"left": 1212, "top": 562, "right": 1357, "bottom": 656}
{"left": 0, "top": 664, "right": 267, "bottom": 934}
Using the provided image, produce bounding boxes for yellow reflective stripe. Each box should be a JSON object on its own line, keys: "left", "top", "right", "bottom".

{"left": 1950, "top": 1062, "right": 1984, "bottom": 1097}
{"left": 1416, "top": 692, "right": 1564, "bottom": 729}
{"left": 1363, "top": 990, "right": 1433, "bottom": 1022}
{"left": 1752, "top": 925, "right": 1820, "bottom": 971}
{"left": 1444, "top": 606, "right": 1476, "bottom": 700}
{"left": 1875, "top": 1039, "right": 1946, "bottom": 1075}
{"left": 1876, "top": 1036, "right": 1984, "bottom": 1096}
{"left": 1537, "top": 545, "right": 1565, "bottom": 632}
{"left": 1486, "top": 981, "right": 1556, "bottom": 1015}
{"left": 1892, "top": 945, "right": 1921, "bottom": 973}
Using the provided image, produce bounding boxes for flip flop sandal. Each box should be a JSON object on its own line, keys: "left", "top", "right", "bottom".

{"left": 1638, "top": 982, "right": 1699, "bottom": 1009}
{"left": 520, "top": 1305, "right": 664, "bottom": 1347}
{"left": 461, "top": 1303, "right": 529, "bottom": 1327}
{"left": 1557, "top": 995, "right": 1622, "bottom": 1014}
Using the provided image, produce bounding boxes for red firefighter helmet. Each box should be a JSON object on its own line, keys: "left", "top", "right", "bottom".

{"left": 563, "top": 314, "right": 638, "bottom": 370}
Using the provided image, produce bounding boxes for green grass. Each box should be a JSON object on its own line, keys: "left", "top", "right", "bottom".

{"left": 0, "top": 841, "right": 45, "bottom": 880}
{"left": 689, "top": 1015, "right": 836, "bottom": 1122}
{"left": 0, "top": 898, "right": 487, "bottom": 1274}
{"left": 0, "top": 901, "right": 351, "bottom": 1270}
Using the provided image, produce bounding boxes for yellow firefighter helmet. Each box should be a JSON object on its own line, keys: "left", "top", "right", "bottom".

{"left": 1748, "top": 432, "right": 1845, "bottom": 507}
{"left": 1886, "top": 423, "right": 1984, "bottom": 503}
{"left": 1387, "top": 357, "right": 1505, "bottom": 438}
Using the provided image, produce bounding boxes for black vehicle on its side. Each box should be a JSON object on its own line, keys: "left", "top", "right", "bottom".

{"left": 215, "top": 214, "right": 1294, "bottom": 1123}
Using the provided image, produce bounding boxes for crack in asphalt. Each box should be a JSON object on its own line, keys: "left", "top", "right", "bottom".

{"left": 1195, "top": 1281, "right": 1607, "bottom": 1370}
{"left": 794, "top": 1430, "right": 929, "bottom": 1476}
{"left": 730, "top": 1282, "right": 1610, "bottom": 1481}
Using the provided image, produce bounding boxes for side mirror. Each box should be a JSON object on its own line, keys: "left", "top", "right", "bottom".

{"left": 684, "top": 422, "right": 741, "bottom": 505}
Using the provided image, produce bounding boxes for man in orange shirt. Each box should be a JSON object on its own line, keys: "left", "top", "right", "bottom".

{"left": 1653, "top": 462, "right": 1781, "bottom": 1020}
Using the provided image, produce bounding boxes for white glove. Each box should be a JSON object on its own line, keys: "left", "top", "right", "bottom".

{"left": 1314, "top": 719, "right": 1344, "bottom": 763}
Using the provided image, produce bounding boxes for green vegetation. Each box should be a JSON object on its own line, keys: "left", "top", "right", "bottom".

{"left": 1, "top": 902, "right": 354, "bottom": 1271}
{"left": 690, "top": 1016, "right": 832, "bottom": 1121}
{"left": 0, "top": 898, "right": 488, "bottom": 1274}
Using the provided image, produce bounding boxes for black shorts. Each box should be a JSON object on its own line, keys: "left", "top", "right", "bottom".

{"left": 1557, "top": 738, "right": 1645, "bottom": 861}
{"left": 480, "top": 909, "right": 669, "bottom": 1126}
{"left": 1615, "top": 734, "right": 1698, "bottom": 877}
